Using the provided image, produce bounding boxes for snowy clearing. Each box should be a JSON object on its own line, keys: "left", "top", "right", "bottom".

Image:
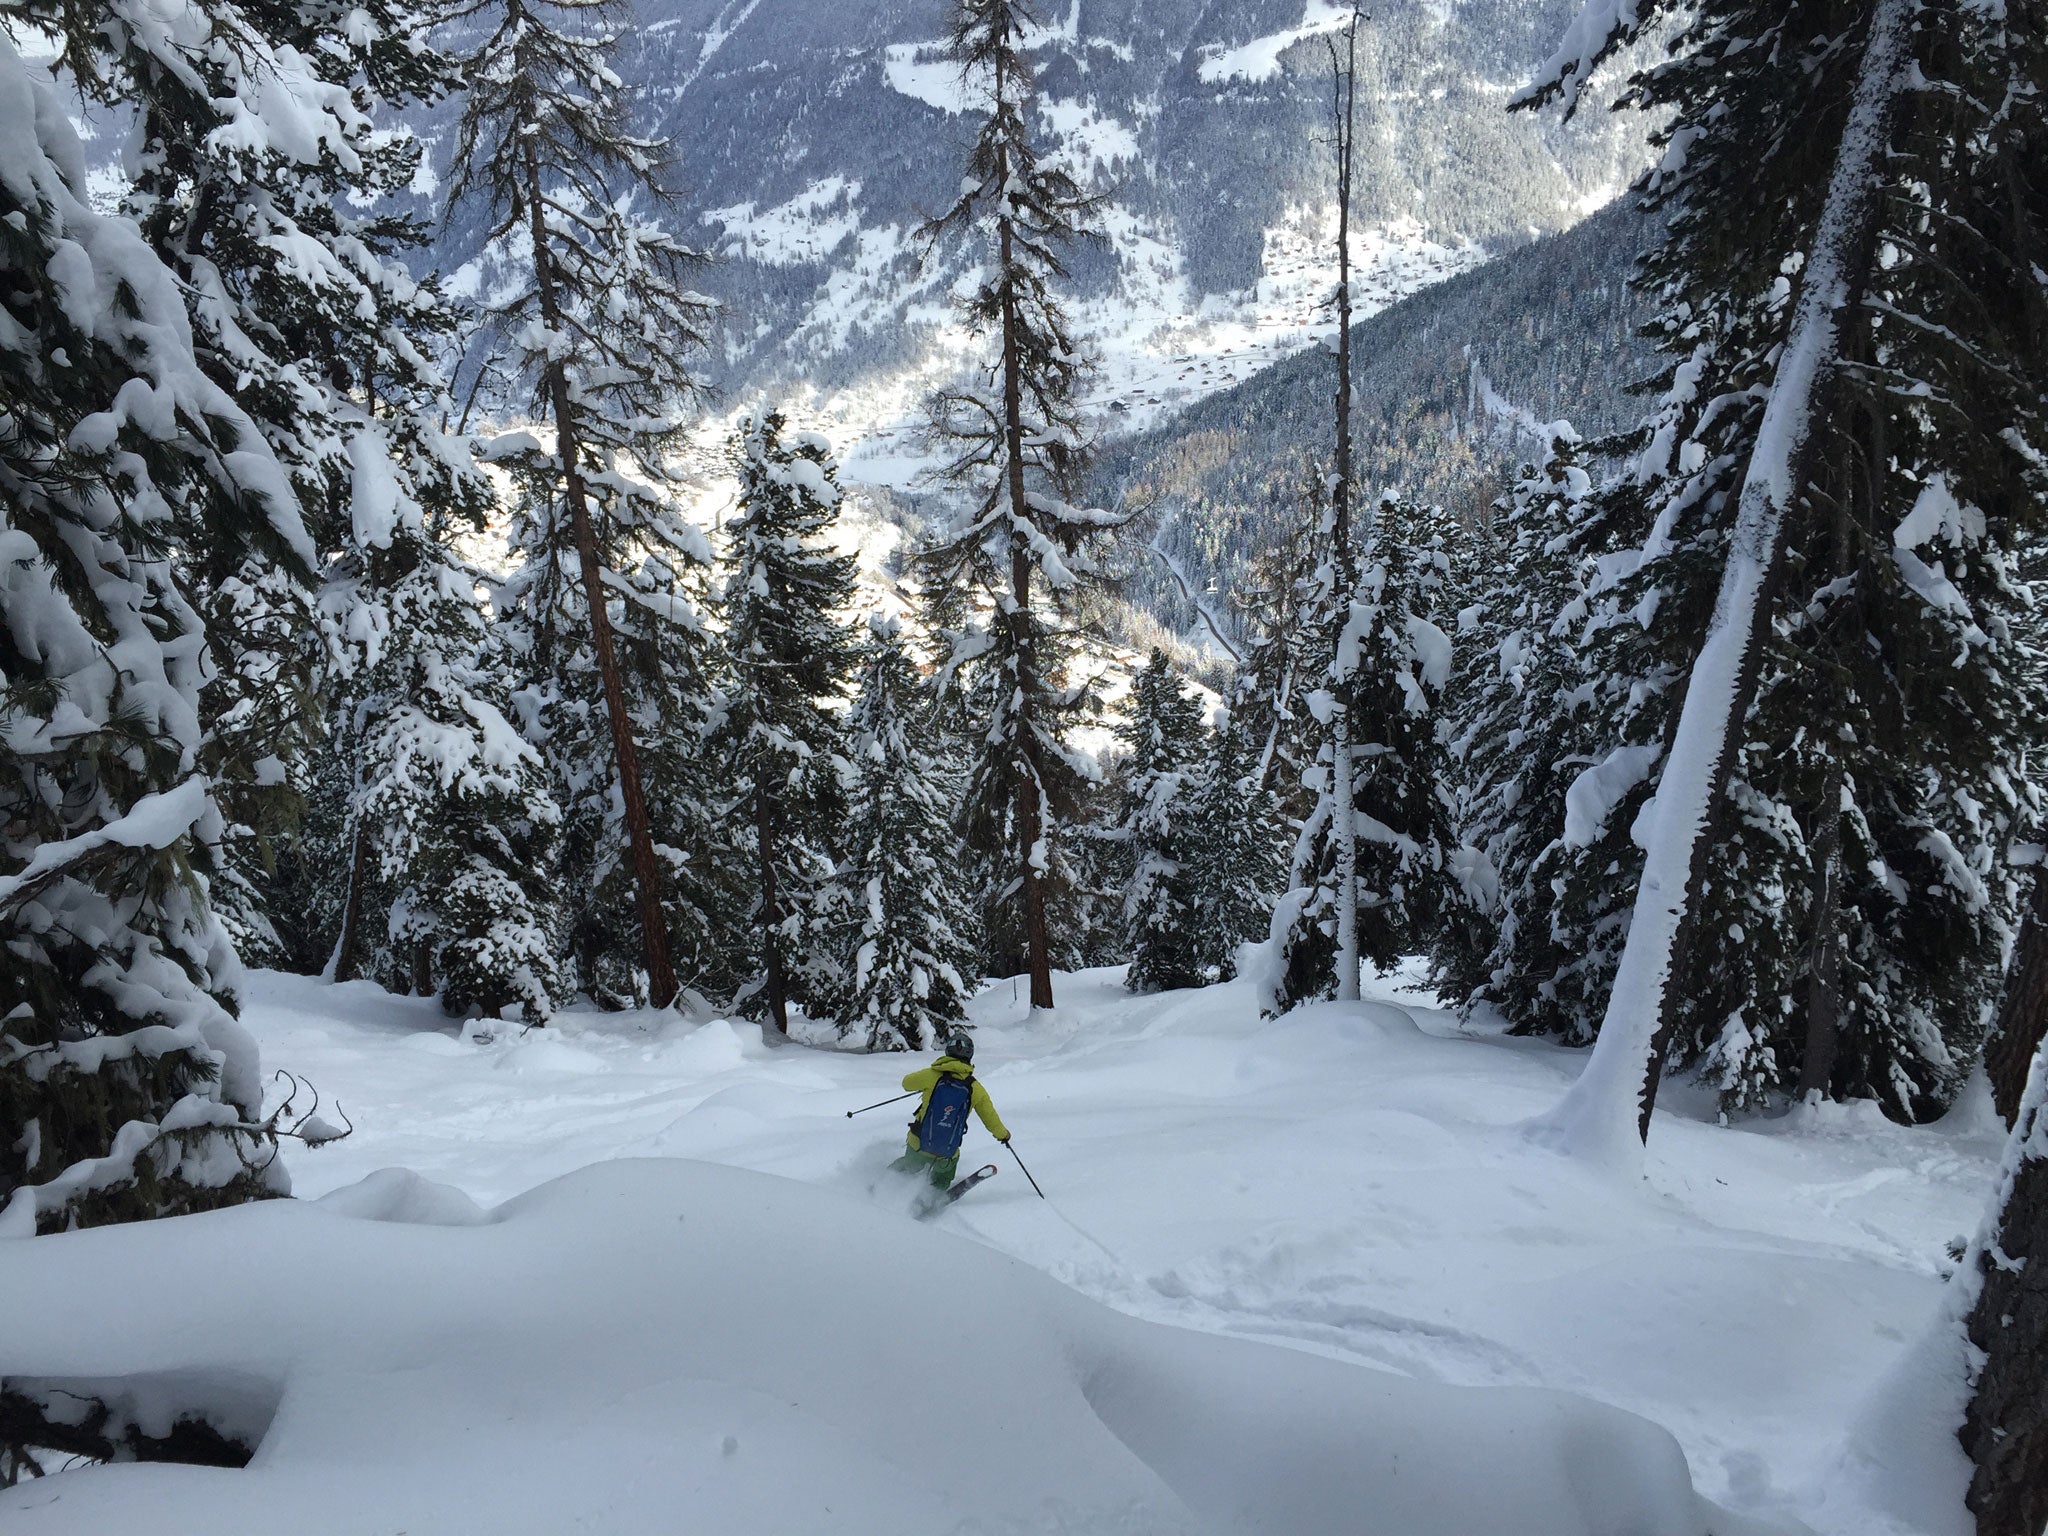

{"left": 1197, "top": 0, "right": 1356, "bottom": 85}
{"left": 4, "top": 965, "right": 1993, "bottom": 1534}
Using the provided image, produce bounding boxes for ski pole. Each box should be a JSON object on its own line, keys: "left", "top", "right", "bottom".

{"left": 1003, "top": 1139, "right": 1045, "bottom": 1200}
{"left": 846, "top": 1090, "right": 919, "bottom": 1119}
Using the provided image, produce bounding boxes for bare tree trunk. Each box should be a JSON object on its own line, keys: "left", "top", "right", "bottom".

{"left": 1327, "top": 12, "right": 1361, "bottom": 1004}
{"left": 520, "top": 138, "right": 678, "bottom": 1009}
{"left": 996, "top": 129, "right": 1055, "bottom": 1013}
{"left": 1959, "top": 1026, "right": 2048, "bottom": 1535}
{"left": 1798, "top": 765, "right": 1846, "bottom": 1100}
{"left": 330, "top": 818, "right": 370, "bottom": 984}
{"left": 754, "top": 777, "right": 789, "bottom": 1033}
{"left": 1988, "top": 871, "right": 2048, "bottom": 1127}
{"left": 1534, "top": 0, "right": 1915, "bottom": 1161}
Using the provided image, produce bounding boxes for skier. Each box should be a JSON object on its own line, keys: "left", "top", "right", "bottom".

{"left": 894, "top": 1031, "right": 1008, "bottom": 1191}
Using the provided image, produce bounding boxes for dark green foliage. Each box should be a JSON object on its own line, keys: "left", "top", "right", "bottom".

{"left": 1117, "top": 651, "right": 1211, "bottom": 993}
{"left": 454, "top": 0, "right": 722, "bottom": 1007}
{"left": 0, "top": 35, "right": 295, "bottom": 1234}
{"left": 916, "top": 0, "right": 1123, "bottom": 1004}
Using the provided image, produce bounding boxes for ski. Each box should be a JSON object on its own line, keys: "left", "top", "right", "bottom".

{"left": 945, "top": 1164, "right": 999, "bottom": 1203}
{"left": 919, "top": 1164, "right": 998, "bottom": 1217}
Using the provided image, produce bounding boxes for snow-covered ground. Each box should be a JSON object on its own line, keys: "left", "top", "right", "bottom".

{"left": 5, "top": 964, "right": 1991, "bottom": 1532}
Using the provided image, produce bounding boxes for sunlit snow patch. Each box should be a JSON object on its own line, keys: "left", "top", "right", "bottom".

{"left": 704, "top": 178, "right": 864, "bottom": 267}
{"left": 1197, "top": 0, "right": 1356, "bottom": 84}
{"left": 882, "top": 41, "right": 992, "bottom": 115}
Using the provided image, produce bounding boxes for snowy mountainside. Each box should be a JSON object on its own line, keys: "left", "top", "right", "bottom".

{"left": 441, "top": 0, "right": 1653, "bottom": 480}
{"left": 1095, "top": 196, "right": 1660, "bottom": 638}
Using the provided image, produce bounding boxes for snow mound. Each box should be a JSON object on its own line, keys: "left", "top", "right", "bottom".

{"left": 315, "top": 1168, "right": 490, "bottom": 1226}
{"left": 1, "top": 1158, "right": 1790, "bottom": 1536}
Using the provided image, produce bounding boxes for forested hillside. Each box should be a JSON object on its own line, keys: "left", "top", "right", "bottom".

{"left": 1095, "top": 197, "right": 1659, "bottom": 637}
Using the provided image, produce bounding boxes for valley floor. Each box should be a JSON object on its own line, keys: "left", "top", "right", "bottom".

{"left": 208, "top": 961, "right": 1996, "bottom": 1534}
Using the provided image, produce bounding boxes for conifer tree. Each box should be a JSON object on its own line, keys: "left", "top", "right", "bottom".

{"left": 1514, "top": 0, "right": 2045, "bottom": 1152}
{"left": 1117, "top": 651, "right": 1210, "bottom": 993}
{"left": 817, "top": 615, "right": 982, "bottom": 1050}
{"left": 44, "top": 0, "right": 473, "bottom": 960}
{"left": 1958, "top": 1004, "right": 2048, "bottom": 1535}
{"left": 1181, "top": 704, "right": 1285, "bottom": 988}
{"left": 0, "top": 30, "right": 307, "bottom": 1234}
{"left": 1435, "top": 431, "right": 1642, "bottom": 1036}
{"left": 918, "top": 0, "right": 1121, "bottom": 1012}
{"left": 450, "top": 0, "right": 717, "bottom": 1008}
{"left": 717, "top": 413, "right": 859, "bottom": 1032}
{"left": 1266, "top": 497, "right": 1457, "bottom": 1012}
{"left": 1231, "top": 489, "right": 1322, "bottom": 824}
{"left": 1320, "top": 9, "right": 1367, "bottom": 1004}
{"left": 320, "top": 428, "right": 564, "bottom": 1020}
{"left": 488, "top": 442, "right": 729, "bottom": 1007}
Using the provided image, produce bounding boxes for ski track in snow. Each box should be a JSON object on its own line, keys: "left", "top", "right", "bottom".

{"left": 238, "top": 964, "right": 1999, "bottom": 1535}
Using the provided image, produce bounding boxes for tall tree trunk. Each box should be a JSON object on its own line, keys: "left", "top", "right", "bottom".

{"left": 1327, "top": 13, "right": 1361, "bottom": 1004}
{"left": 330, "top": 816, "right": 370, "bottom": 984}
{"left": 755, "top": 777, "right": 789, "bottom": 1033}
{"left": 1798, "top": 764, "right": 1846, "bottom": 1100}
{"left": 1987, "top": 871, "right": 2048, "bottom": 1127}
{"left": 520, "top": 139, "right": 678, "bottom": 1009}
{"left": 997, "top": 133, "right": 1055, "bottom": 1013}
{"left": 1533, "top": 0, "right": 1915, "bottom": 1163}
{"left": 1959, "top": 1027, "right": 2048, "bottom": 1535}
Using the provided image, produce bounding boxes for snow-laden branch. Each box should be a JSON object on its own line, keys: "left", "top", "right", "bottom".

{"left": 0, "top": 780, "right": 210, "bottom": 912}
{"left": 1510, "top": 0, "right": 1651, "bottom": 118}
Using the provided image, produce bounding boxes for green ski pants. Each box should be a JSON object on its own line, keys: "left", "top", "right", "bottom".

{"left": 893, "top": 1148, "right": 959, "bottom": 1190}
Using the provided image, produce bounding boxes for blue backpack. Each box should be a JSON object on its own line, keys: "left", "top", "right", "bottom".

{"left": 916, "top": 1074, "right": 974, "bottom": 1160}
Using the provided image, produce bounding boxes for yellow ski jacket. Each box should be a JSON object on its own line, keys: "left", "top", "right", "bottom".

{"left": 901, "top": 1055, "right": 1008, "bottom": 1151}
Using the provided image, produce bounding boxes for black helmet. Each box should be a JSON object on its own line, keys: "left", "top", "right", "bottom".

{"left": 945, "top": 1031, "right": 975, "bottom": 1063}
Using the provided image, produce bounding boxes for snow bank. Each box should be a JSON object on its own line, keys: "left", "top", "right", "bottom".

{"left": 1, "top": 1158, "right": 1779, "bottom": 1536}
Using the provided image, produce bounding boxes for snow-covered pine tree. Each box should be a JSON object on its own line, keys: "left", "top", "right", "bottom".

{"left": 1433, "top": 430, "right": 1648, "bottom": 1038}
{"left": 1513, "top": 0, "right": 2045, "bottom": 1152}
{"left": 1938, "top": 14, "right": 2048, "bottom": 1511}
{"left": 319, "top": 428, "right": 565, "bottom": 1020}
{"left": 488, "top": 442, "right": 731, "bottom": 1008}
{"left": 1116, "top": 650, "right": 1210, "bottom": 993}
{"left": 1231, "top": 487, "right": 1322, "bottom": 827}
{"left": 1180, "top": 703, "right": 1285, "bottom": 987}
{"left": 1958, "top": 1014, "right": 2048, "bottom": 1535}
{"left": 815, "top": 615, "right": 982, "bottom": 1050}
{"left": 1265, "top": 497, "right": 1457, "bottom": 1013}
{"left": 716, "top": 412, "right": 859, "bottom": 1032}
{"left": 918, "top": 0, "right": 1122, "bottom": 1012}
{"left": 0, "top": 31, "right": 309, "bottom": 1234}
{"left": 450, "top": 0, "right": 717, "bottom": 1009}
{"left": 37, "top": 0, "right": 472, "bottom": 963}
{"left": 1317, "top": 8, "right": 1368, "bottom": 1004}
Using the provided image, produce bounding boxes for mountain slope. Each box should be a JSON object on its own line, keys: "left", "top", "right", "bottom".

{"left": 1091, "top": 197, "right": 1660, "bottom": 641}
{"left": 436, "top": 0, "right": 1655, "bottom": 460}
